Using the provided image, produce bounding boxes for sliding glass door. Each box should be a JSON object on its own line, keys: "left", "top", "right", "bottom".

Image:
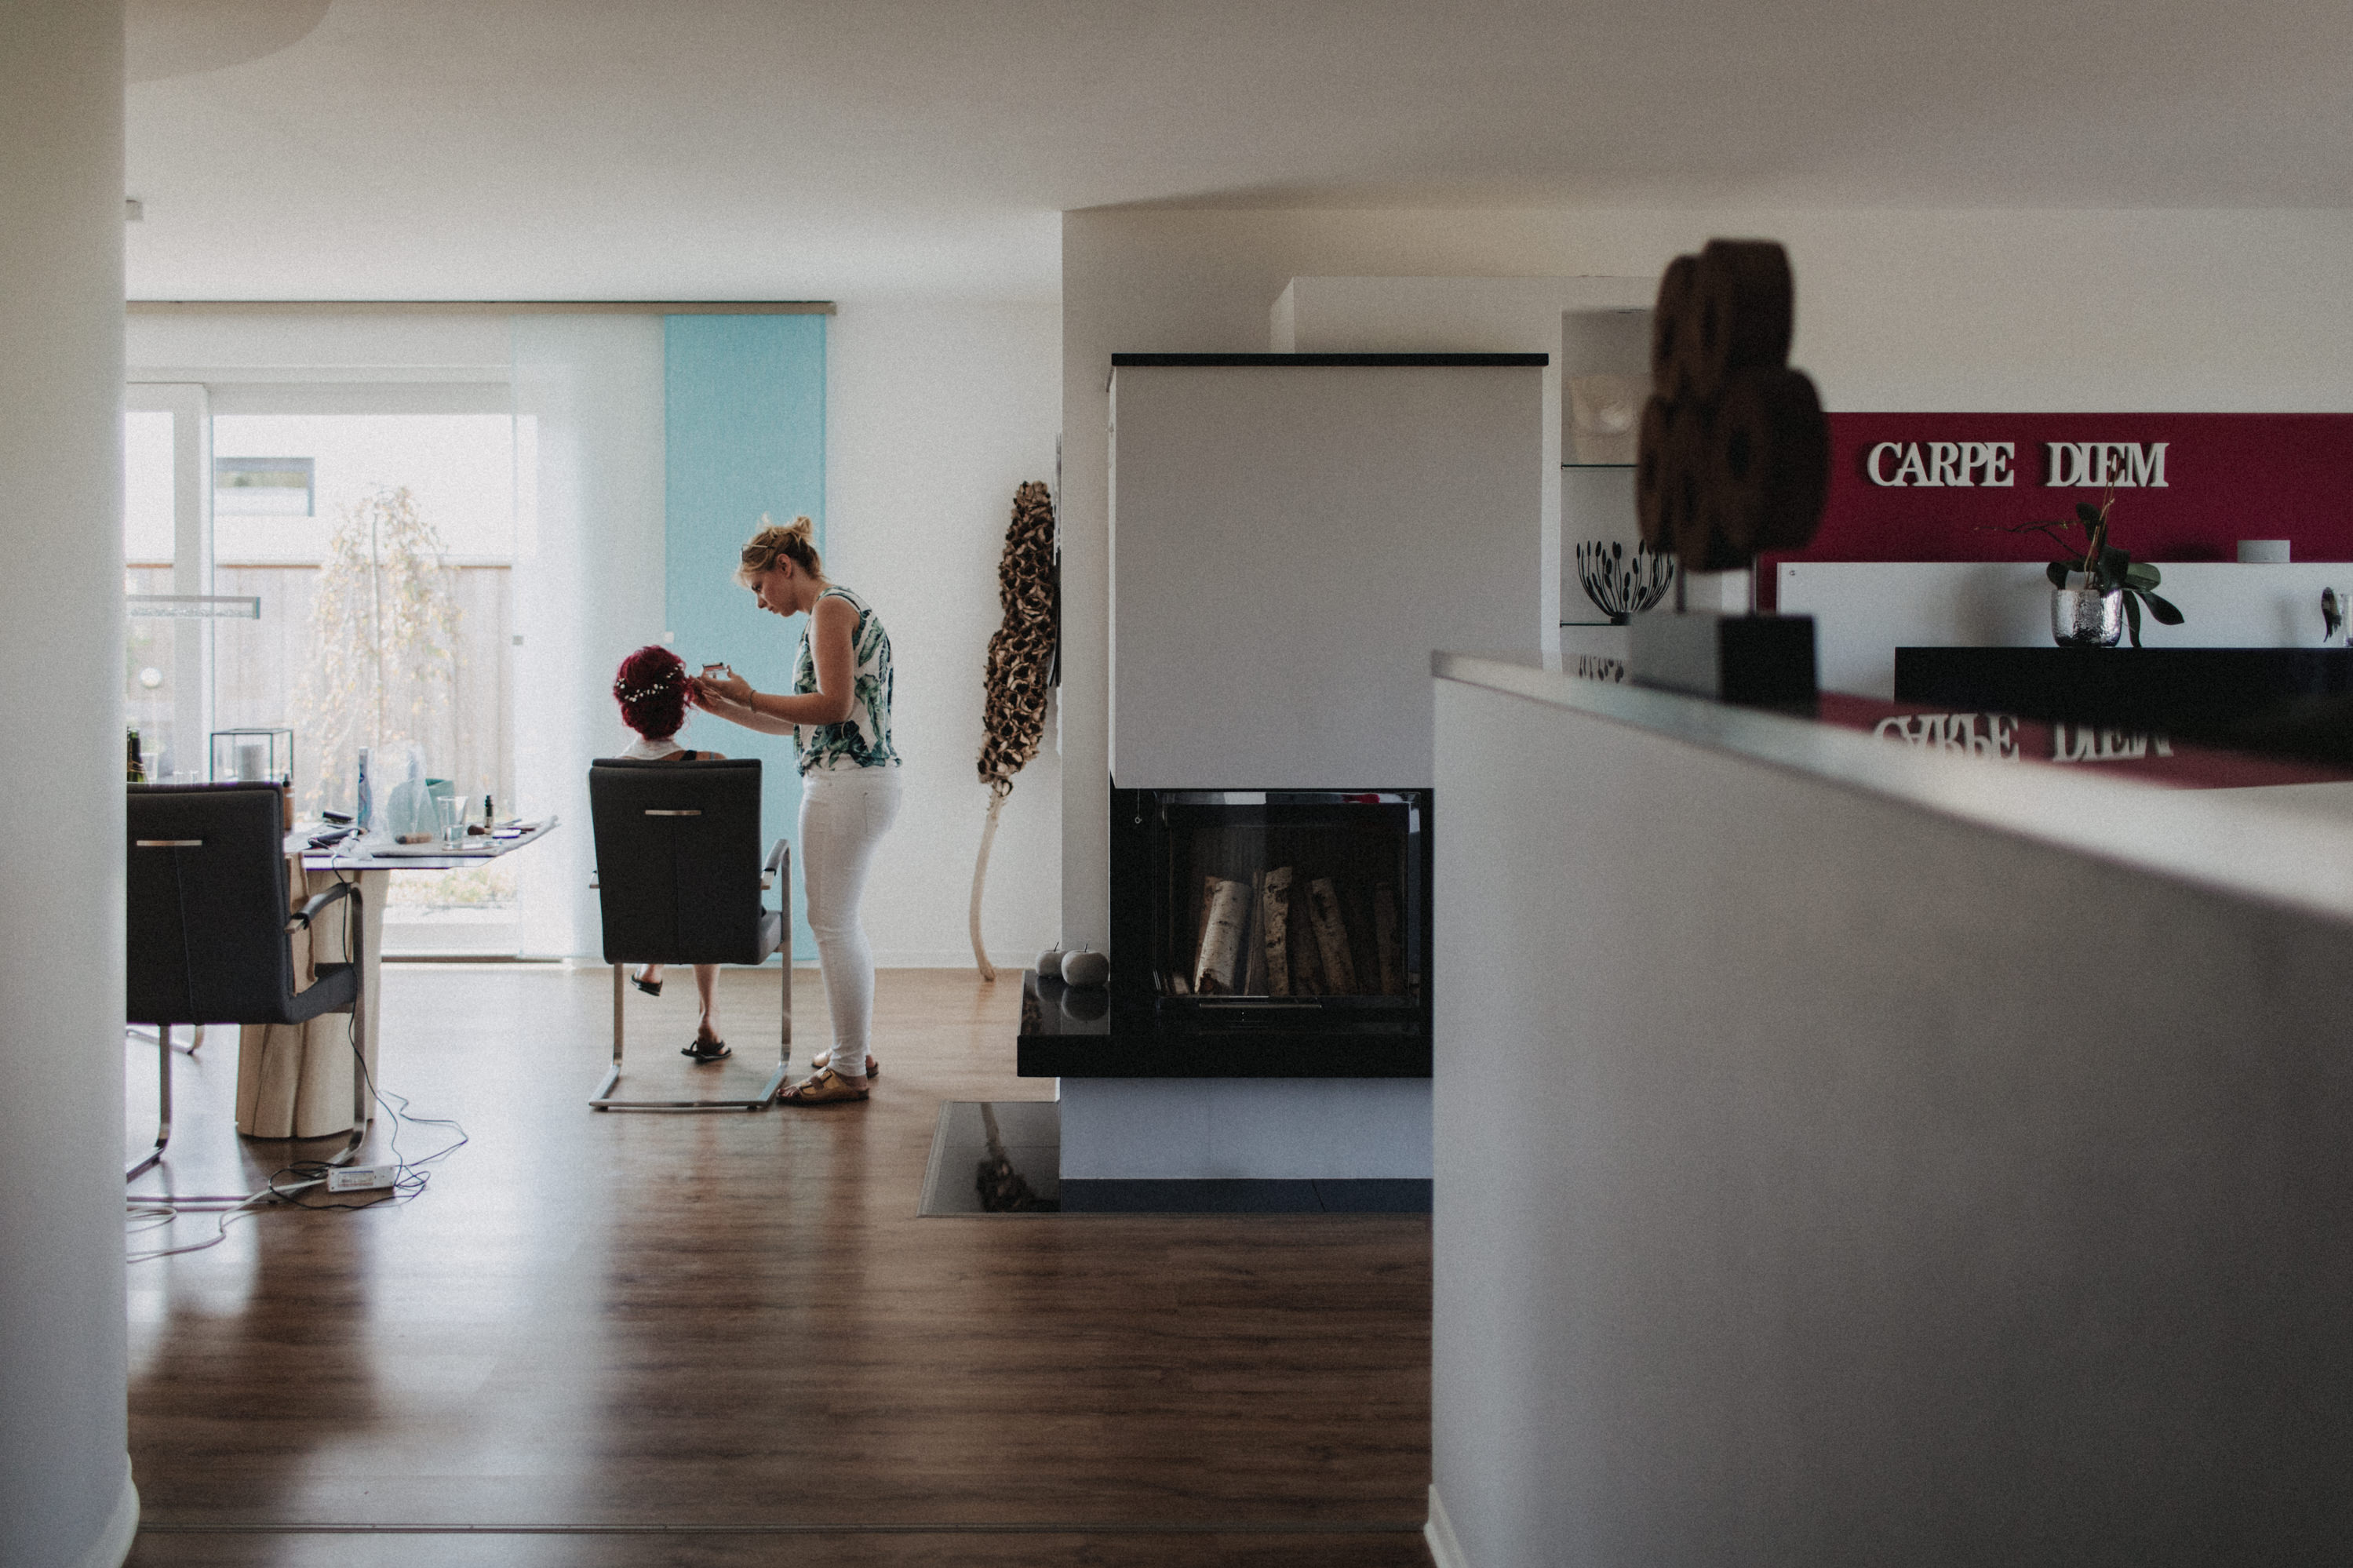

{"left": 124, "top": 379, "right": 522, "bottom": 954}
{"left": 122, "top": 384, "right": 212, "bottom": 780}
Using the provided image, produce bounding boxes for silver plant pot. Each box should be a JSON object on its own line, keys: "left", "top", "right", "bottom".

{"left": 2052, "top": 586, "right": 2125, "bottom": 648}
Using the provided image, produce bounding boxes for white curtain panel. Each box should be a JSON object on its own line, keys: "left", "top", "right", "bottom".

{"left": 510, "top": 315, "right": 666, "bottom": 959}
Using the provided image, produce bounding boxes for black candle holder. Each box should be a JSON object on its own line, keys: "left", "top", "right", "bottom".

{"left": 1575, "top": 540, "right": 1677, "bottom": 625}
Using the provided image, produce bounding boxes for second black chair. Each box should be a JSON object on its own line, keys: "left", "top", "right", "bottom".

{"left": 588, "top": 759, "right": 792, "bottom": 1110}
{"left": 126, "top": 782, "right": 369, "bottom": 1180}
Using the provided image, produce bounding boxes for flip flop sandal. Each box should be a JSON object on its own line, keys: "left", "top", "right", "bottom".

{"left": 681, "top": 1039, "right": 730, "bottom": 1062}
{"left": 632, "top": 970, "right": 662, "bottom": 997}
{"left": 776, "top": 1066, "right": 869, "bottom": 1105}
{"left": 809, "top": 1050, "right": 879, "bottom": 1079}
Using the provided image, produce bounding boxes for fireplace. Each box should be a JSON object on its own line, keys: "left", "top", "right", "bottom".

{"left": 1123, "top": 788, "right": 1423, "bottom": 1000}
{"left": 1016, "top": 784, "right": 1433, "bottom": 1078}
{"left": 1016, "top": 352, "right": 1541, "bottom": 1084}
{"left": 1093, "top": 784, "right": 1432, "bottom": 1076}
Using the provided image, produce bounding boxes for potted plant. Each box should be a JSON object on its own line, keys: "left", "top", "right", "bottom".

{"left": 2002, "top": 491, "right": 2184, "bottom": 648}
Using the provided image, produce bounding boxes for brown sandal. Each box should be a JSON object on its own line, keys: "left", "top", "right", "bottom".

{"left": 809, "top": 1050, "right": 878, "bottom": 1079}
{"left": 776, "top": 1066, "right": 869, "bottom": 1106}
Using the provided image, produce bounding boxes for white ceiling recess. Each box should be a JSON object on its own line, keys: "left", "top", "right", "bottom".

{"left": 126, "top": 0, "right": 2353, "bottom": 304}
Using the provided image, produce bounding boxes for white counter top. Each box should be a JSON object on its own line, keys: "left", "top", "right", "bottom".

{"left": 1434, "top": 650, "right": 2353, "bottom": 930}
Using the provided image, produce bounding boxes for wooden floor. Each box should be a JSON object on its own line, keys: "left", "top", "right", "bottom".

{"left": 123, "top": 966, "right": 1433, "bottom": 1566}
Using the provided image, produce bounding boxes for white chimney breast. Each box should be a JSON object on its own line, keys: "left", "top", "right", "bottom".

{"left": 1109, "top": 360, "right": 1543, "bottom": 789}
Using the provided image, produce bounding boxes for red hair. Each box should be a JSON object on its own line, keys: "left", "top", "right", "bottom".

{"left": 614, "top": 645, "right": 688, "bottom": 739}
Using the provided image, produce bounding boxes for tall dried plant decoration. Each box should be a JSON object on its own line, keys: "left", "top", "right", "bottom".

{"left": 970, "top": 480, "right": 1058, "bottom": 980}
{"left": 295, "top": 485, "right": 461, "bottom": 817}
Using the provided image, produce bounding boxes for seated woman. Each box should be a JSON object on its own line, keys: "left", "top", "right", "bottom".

{"left": 611, "top": 645, "right": 733, "bottom": 1063}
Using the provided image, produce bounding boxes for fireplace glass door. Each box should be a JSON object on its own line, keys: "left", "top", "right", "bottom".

{"left": 1139, "top": 791, "right": 1426, "bottom": 1013}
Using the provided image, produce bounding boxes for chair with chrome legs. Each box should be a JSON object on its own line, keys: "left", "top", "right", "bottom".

{"left": 126, "top": 1023, "right": 206, "bottom": 1055}
{"left": 588, "top": 758, "right": 792, "bottom": 1111}
{"left": 126, "top": 782, "right": 368, "bottom": 1180}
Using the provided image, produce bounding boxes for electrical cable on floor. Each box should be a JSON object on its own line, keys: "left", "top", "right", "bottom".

{"left": 126, "top": 1188, "right": 279, "bottom": 1263}
{"left": 126, "top": 881, "right": 468, "bottom": 1258}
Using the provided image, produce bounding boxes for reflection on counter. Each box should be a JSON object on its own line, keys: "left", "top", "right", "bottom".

{"left": 1816, "top": 692, "right": 2353, "bottom": 789}
{"left": 1867, "top": 709, "right": 2173, "bottom": 764}
{"left": 1561, "top": 621, "right": 1631, "bottom": 686}
{"left": 1892, "top": 646, "right": 2353, "bottom": 769}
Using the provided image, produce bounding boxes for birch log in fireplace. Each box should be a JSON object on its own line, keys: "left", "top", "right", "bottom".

{"left": 1019, "top": 351, "right": 1546, "bottom": 1080}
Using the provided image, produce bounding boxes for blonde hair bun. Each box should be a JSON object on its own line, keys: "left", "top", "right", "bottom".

{"left": 735, "top": 513, "right": 825, "bottom": 587}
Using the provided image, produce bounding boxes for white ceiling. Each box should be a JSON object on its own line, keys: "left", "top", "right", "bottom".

{"left": 125, "top": 0, "right": 2353, "bottom": 304}
{"left": 127, "top": 0, "right": 333, "bottom": 82}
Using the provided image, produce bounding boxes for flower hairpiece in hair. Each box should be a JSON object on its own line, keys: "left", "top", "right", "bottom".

{"left": 614, "top": 671, "right": 679, "bottom": 704}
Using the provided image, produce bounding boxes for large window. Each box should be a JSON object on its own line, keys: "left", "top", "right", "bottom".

{"left": 209, "top": 411, "right": 515, "bottom": 820}
{"left": 122, "top": 405, "right": 188, "bottom": 778}
{"left": 127, "top": 384, "right": 525, "bottom": 953}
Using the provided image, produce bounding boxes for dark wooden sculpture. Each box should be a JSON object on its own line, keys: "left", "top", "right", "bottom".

{"left": 1637, "top": 240, "right": 1829, "bottom": 573}
{"left": 970, "top": 479, "right": 1060, "bottom": 980}
{"left": 978, "top": 480, "right": 1059, "bottom": 795}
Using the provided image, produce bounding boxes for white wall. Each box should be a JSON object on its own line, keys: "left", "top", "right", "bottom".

{"left": 1060, "top": 206, "right": 2353, "bottom": 942}
{"left": 122, "top": 307, "right": 513, "bottom": 379}
{"left": 1, "top": 7, "right": 142, "bottom": 1566}
{"left": 1431, "top": 662, "right": 2353, "bottom": 1566}
{"left": 825, "top": 301, "right": 1062, "bottom": 966}
{"left": 1274, "top": 275, "right": 1655, "bottom": 654}
{"left": 1060, "top": 1078, "right": 1431, "bottom": 1181}
{"left": 1109, "top": 360, "right": 1541, "bottom": 788}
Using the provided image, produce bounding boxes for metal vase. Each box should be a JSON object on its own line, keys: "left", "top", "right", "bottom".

{"left": 2052, "top": 586, "right": 2125, "bottom": 648}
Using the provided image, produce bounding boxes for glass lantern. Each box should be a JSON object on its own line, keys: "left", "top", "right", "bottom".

{"left": 210, "top": 726, "right": 294, "bottom": 788}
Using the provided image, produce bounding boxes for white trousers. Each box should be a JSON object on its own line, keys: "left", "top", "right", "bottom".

{"left": 797, "top": 766, "right": 901, "bottom": 1072}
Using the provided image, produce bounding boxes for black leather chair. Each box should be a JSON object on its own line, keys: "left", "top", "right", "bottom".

{"left": 588, "top": 759, "right": 792, "bottom": 1110}
{"left": 126, "top": 782, "right": 367, "bottom": 1179}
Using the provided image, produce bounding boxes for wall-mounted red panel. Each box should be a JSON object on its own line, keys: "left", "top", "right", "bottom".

{"left": 1757, "top": 413, "right": 2353, "bottom": 607}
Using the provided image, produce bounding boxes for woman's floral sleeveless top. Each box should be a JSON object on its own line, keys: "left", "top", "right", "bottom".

{"left": 792, "top": 587, "right": 898, "bottom": 774}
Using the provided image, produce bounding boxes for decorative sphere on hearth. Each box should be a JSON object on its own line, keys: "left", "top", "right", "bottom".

{"left": 1036, "top": 946, "right": 1065, "bottom": 979}
{"left": 1060, "top": 948, "right": 1109, "bottom": 988}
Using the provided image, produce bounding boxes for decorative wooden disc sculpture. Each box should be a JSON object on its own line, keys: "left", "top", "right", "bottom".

{"left": 1636, "top": 240, "right": 1830, "bottom": 573}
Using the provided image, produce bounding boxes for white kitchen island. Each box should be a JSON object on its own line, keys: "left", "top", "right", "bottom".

{"left": 1428, "top": 652, "right": 2353, "bottom": 1567}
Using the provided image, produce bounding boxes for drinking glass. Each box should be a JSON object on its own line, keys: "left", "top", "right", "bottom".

{"left": 434, "top": 793, "right": 466, "bottom": 849}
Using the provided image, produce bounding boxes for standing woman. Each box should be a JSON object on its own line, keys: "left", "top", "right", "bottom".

{"left": 692, "top": 515, "right": 899, "bottom": 1105}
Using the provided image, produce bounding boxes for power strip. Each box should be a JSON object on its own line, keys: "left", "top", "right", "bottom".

{"left": 326, "top": 1163, "right": 399, "bottom": 1193}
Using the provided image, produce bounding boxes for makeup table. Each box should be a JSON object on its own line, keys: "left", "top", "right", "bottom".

{"left": 235, "top": 820, "right": 558, "bottom": 1140}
